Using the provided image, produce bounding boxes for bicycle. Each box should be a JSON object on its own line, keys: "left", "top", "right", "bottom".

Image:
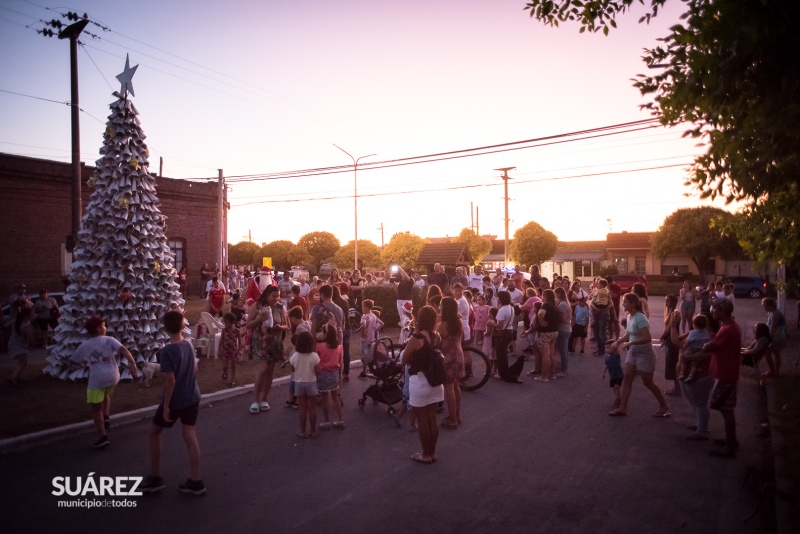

{"left": 459, "top": 346, "right": 491, "bottom": 391}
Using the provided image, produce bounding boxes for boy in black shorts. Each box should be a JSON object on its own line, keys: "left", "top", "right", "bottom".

{"left": 140, "top": 311, "right": 205, "bottom": 495}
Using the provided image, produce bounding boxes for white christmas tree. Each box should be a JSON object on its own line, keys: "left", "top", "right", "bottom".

{"left": 45, "top": 55, "right": 184, "bottom": 380}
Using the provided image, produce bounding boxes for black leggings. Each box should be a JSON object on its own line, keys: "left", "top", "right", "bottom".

{"left": 494, "top": 330, "right": 523, "bottom": 383}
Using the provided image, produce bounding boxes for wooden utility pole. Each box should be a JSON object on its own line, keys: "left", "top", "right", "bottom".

{"left": 495, "top": 167, "right": 515, "bottom": 267}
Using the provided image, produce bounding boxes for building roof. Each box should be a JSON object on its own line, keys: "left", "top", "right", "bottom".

{"left": 605, "top": 231, "right": 653, "bottom": 250}
{"left": 549, "top": 240, "right": 607, "bottom": 262}
{"left": 416, "top": 243, "right": 474, "bottom": 266}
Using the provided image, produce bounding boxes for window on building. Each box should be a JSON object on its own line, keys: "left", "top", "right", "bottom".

{"left": 613, "top": 257, "right": 628, "bottom": 274}
{"left": 168, "top": 239, "right": 186, "bottom": 272}
{"left": 573, "top": 261, "right": 599, "bottom": 278}
{"left": 634, "top": 257, "right": 646, "bottom": 275}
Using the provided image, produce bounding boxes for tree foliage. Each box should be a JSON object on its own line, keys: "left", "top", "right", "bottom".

{"left": 453, "top": 228, "right": 492, "bottom": 265}
{"left": 228, "top": 241, "right": 260, "bottom": 265}
{"left": 254, "top": 240, "right": 294, "bottom": 270}
{"left": 288, "top": 244, "right": 314, "bottom": 271}
{"left": 510, "top": 221, "right": 558, "bottom": 268}
{"left": 524, "top": 0, "right": 800, "bottom": 265}
{"left": 296, "top": 232, "right": 341, "bottom": 271}
{"left": 651, "top": 207, "right": 740, "bottom": 277}
{"left": 333, "top": 240, "right": 382, "bottom": 271}
{"left": 381, "top": 232, "right": 427, "bottom": 268}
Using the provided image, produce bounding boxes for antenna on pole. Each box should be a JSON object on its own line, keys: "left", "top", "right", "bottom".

{"left": 495, "top": 167, "right": 515, "bottom": 267}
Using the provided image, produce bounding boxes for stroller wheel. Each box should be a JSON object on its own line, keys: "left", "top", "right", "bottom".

{"left": 357, "top": 398, "right": 365, "bottom": 409}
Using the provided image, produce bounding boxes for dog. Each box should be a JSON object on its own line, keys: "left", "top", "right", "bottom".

{"left": 140, "top": 362, "right": 161, "bottom": 387}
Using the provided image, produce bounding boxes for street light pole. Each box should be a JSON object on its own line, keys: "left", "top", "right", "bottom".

{"left": 495, "top": 167, "right": 515, "bottom": 267}
{"left": 333, "top": 144, "right": 375, "bottom": 272}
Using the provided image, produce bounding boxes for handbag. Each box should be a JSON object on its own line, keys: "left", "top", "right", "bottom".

{"left": 424, "top": 338, "right": 447, "bottom": 387}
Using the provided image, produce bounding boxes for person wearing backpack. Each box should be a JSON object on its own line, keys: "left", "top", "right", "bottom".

{"left": 402, "top": 305, "right": 444, "bottom": 465}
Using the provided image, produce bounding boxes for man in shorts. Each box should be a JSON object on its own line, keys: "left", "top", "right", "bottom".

{"left": 702, "top": 299, "right": 742, "bottom": 458}
{"left": 140, "top": 311, "right": 205, "bottom": 495}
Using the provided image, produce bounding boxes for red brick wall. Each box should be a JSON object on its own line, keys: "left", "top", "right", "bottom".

{"left": 0, "top": 153, "right": 219, "bottom": 299}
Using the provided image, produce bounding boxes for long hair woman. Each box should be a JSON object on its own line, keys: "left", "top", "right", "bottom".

{"left": 608, "top": 293, "right": 670, "bottom": 417}
{"left": 661, "top": 294, "right": 682, "bottom": 396}
{"left": 535, "top": 289, "right": 560, "bottom": 382}
{"left": 401, "top": 306, "right": 444, "bottom": 464}
{"left": 438, "top": 297, "right": 465, "bottom": 429}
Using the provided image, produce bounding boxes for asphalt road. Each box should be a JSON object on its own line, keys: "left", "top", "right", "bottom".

{"left": 1, "top": 298, "right": 786, "bottom": 534}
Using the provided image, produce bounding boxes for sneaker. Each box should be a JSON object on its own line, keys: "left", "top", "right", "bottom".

{"left": 556, "top": 372, "right": 567, "bottom": 378}
{"left": 533, "top": 376, "right": 549, "bottom": 382}
{"left": 285, "top": 400, "right": 299, "bottom": 409}
{"left": 93, "top": 435, "right": 110, "bottom": 449}
{"left": 178, "top": 478, "right": 207, "bottom": 496}
{"left": 140, "top": 475, "right": 165, "bottom": 494}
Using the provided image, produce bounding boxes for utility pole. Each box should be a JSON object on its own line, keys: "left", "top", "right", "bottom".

{"left": 377, "top": 223, "right": 384, "bottom": 249}
{"left": 58, "top": 18, "right": 90, "bottom": 253}
{"left": 495, "top": 167, "right": 515, "bottom": 267}
{"left": 470, "top": 202, "right": 474, "bottom": 233}
{"left": 217, "top": 169, "right": 225, "bottom": 270}
{"left": 333, "top": 144, "right": 375, "bottom": 272}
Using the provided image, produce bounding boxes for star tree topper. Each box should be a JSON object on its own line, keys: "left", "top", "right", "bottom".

{"left": 116, "top": 54, "right": 139, "bottom": 97}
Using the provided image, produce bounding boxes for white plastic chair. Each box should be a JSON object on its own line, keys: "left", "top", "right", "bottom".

{"left": 200, "top": 312, "right": 223, "bottom": 359}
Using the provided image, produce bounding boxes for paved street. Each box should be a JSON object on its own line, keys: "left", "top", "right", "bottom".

{"left": 1, "top": 298, "right": 788, "bottom": 533}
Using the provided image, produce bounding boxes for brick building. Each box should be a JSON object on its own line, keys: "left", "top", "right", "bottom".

{"left": 0, "top": 153, "right": 220, "bottom": 298}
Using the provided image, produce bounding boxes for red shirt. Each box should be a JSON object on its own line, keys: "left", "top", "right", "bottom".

{"left": 289, "top": 296, "right": 308, "bottom": 320}
{"left": 709, "top": 321, "right": 742, "bottom": 382}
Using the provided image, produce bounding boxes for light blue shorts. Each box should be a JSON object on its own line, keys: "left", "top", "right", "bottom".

{"left": 294, "top": 381, "right": 319, "bottom": 397}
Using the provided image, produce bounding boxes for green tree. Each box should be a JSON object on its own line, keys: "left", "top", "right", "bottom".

{"left": 254, "top": 240, "right": 294, "bottom": 270}
{"left": 297, "top": 231, "right": 341, "bottom": 271}
{"left": 288, "top": 244, "right": 314, "bottom": 272}
{"left": 228, "top": 241, "right": 260, "bottom": 265}
{"left": 453, "top": 228, "right": 492, "bottom": 265}
{"left": 510, "top": 221, "right": 558, "bottom": 267}
{"left": 334, "top": 240, "right": 382, "bottom": 271}
{"left": 651, "top": 207, "right": 741, "bottom": 277}
{"left": 381, "top": 232, "right": 427, "bottom": 268}
{"left": 523, "top": 0, "right": 800, "bottom": 266}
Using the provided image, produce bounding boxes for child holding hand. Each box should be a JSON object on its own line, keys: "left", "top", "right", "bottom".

{"left": 602, "top": 339, "right": 624, "bottom": 407}
{"left": 218, "top": 312, "right": 240, "bottom": 387}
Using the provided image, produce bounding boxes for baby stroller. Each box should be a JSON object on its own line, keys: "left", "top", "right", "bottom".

{"left": 357, "top": 337, "right": 405, "bottom": 426}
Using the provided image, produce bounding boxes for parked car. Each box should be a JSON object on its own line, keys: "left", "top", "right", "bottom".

{"left": 609, "top": 274, "right": 647, "bottom": 295}
{"left": 723, "top": 276, "right": 771, "bottom": 299}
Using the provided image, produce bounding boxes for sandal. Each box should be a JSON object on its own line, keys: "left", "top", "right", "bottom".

{"left": 260, "top": 402, "right": 270, "bottom": 412}
{"left": 411, "top": 452, "right": 433, "bottom": 464}
{"left": 608, "top": 409, "right": 627, "bottom": 417}
{"left": 332, "top": 421, "right": 346, "bottom": 429}
{"left": 296, "top": 431, "right": 307, "bottom": 439}
{"left": 320, "top": 422, "right": 332, "bottom": 431}
{"left": 441, "top": 420, "right": 458, "bottom": 429}
{"left": 229, "top": 382, "right": 237, "bottom": 388}
{"left": 652, "top": 410, "right": 672, "bottom": 418}
{"left": 249, "top": 402, "right": 260, "bottom": 414}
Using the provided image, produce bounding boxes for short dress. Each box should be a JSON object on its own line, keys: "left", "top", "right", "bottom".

{"left": 250, "top": 304, "right": 285, "bottom": 363}
{"left": 440, "top": 326, "right": 465, "bottom": 385}
{"left": 407, "top": 334, "right": 445, "bottom": 408}
{"left": 218, "top": 327, "right": 239, "bottom": 361}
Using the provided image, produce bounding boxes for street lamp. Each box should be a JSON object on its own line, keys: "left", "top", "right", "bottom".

{"left": 333, "top": 144, "right": 375, "bottom": 272}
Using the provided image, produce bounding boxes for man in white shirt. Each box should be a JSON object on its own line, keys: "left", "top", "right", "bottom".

{"left": 505, "top": 281, "right": 524, "bottom": 306}
{"left": 468, "top": 266, "right": 485, "bottom": 293}
{"left": 414, "top": 271, "right": 426, "bottom": 290}
{"left": 297, "top": 277, "right": 310, "bottom": 298}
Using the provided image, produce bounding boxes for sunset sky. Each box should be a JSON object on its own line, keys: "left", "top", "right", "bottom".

{"left": 0, "top": 0, "right": 730, "bottom": 248}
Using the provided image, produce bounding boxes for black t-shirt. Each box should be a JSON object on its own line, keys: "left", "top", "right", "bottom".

{"left": 538, "top": 302, "right": 560, "bottom": 333}
{"left": 427, "top": 272, "right": 449, "bottom": 290}
{"left": 397, "top": 279, "right": 414, "bottom": 300}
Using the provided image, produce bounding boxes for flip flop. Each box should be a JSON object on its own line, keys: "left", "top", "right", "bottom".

{"left": 652, "top": 411, "right": 672, "bottom": 418}
{"left": 608, "top": 410, "right": 627, "bottom": 417}
{"left": 411, "top": 452, "right": 433, "bottom": 464}
{"left": 249, "top": 402, "right": 260, "bottom": 414}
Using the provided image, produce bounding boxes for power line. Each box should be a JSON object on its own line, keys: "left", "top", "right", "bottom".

{"left": 220, "top": 120, "right": 661, "bottom": 183}
{"left": 231, "top": 163, "right": 691, "bottom": 206}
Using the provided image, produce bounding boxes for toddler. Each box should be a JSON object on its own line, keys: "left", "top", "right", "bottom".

{"left": 316, "top": 324, "right": 344, "bottom": 430}
{"left": 218, "top": 312, "right": 240, "bottom": 387}
{"left": 289, "top": 331, "right": 320, "bottom": 438}
{"left": 358, "top": 299, "right": 384, "bottom": 378}
{"left": 678, "top": 314, "right": 711, "bottom": 383}
{"left": 602, "top": 339, "right": 624, "bottom": 406}
{"left": 571, "top": 297, "right": 590, "bottom": 354}
{"left": 473, "top": 294, "right": 490, "bottom": 348}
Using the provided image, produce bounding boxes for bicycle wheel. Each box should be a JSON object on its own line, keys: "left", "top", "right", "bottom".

{"left": 349, "top": 310, "right": 362, "bottom": 332}
{"left": 460, "top": 346, "right": 491, "bottom": 391}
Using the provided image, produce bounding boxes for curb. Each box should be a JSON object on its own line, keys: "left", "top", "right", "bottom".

{"left": 0, "top": 375, "right": 289, "bottom": 455}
